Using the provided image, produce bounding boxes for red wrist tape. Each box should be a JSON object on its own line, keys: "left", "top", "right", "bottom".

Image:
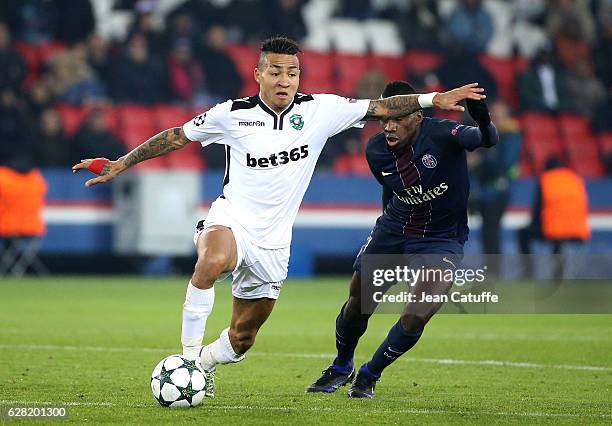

{"left": 87, "top": 158, "right": 110, "bottom": 175}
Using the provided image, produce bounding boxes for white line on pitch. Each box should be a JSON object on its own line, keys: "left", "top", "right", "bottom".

{"left": 193, "top": 405, "right": 612, "bottom": 419}
{"left": 261, "top": 351, "right": 612, "bottom": 372}
{"left": 0, "top": 400, "right": 115, "bottom": 407}
{"left": 0, "top": 400, "right": 610, "bottom": 419}
{"left": 0, "top": 343, "right": 610, "bottom": 372}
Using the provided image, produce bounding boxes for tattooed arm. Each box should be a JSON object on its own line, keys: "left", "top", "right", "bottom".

{"left": 364, "top": 95, "right": 422, "bottom": 120}
{"left": 121, "top": 127, "right": 189, "bottom": 168}
{"left": 72, "top": 127, "right": 191, "bottom": 186}
{"left": 363, "top": 83, "right": 487, "bottom": 121}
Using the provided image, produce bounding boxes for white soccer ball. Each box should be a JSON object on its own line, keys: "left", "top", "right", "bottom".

{"left": 151, "top": 355, "right": 206, "bottom": 408}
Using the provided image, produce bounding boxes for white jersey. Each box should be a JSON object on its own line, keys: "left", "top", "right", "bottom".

{"left": 183, "top": 93, "right": 369, "bottom": 249}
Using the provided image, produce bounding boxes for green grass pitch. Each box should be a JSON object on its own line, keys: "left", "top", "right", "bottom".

{"left": 0, "top": 277, "right": 610, "bottom": 425}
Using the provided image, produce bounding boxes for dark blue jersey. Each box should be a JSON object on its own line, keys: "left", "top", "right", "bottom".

{"left": 366, "top": 117, "right": 498, "bottom": 243}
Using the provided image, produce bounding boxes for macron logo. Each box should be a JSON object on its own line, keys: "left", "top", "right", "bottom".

{"left": 239, "top": 120, "right": 265, "bottom": 127}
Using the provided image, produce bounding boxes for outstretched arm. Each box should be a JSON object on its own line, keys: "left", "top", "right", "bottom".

{"left": 72, "top": 127, "right": 191, "bottom": 186}
{"left": 466, "top": 99, "right": 497, "bottom": 148}
{"left": 363, "top": 83, "right": 486, "bottom": 121}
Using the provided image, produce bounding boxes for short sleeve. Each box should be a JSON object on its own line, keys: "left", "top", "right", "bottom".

{"left": 182, "top": 100, "right": 231, "bottom": 147}
{"left": 313, "top": 94, "right": 370, "bottom": 137}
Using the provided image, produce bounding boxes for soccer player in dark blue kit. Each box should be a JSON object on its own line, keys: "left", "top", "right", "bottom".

{"left": 306, "top": 81, "right": 498, "bottom": 398}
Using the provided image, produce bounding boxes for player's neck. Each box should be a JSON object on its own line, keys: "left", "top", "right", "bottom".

{"left": 258, "top": 93, "right": 294, "bottom": 115}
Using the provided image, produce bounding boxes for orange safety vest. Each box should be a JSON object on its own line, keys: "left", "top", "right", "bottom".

{"left": 0, "top": 166, "right": 48, "bottom": 237}
{"left": 540, "top": 168, "right": 590, "bottom": 241}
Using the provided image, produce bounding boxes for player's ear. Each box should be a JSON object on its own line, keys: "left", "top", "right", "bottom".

{"left": 254, "top": 67, "right": 261, "bottom": 84}
{"left": 415, "top": 110, "right": 424, "bottom": 124}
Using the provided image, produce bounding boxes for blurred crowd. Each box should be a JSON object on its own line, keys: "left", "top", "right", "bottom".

{"left": 0, "top": 0, "right": 610, "bottom": 174}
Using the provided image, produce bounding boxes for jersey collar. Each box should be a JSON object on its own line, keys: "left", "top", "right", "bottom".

{"left": 256, "top": 94, "right": 295, "bottom": 130}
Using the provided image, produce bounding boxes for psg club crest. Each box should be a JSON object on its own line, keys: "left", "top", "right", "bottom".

{"left": 289, "top": 114, "right": 304, "bottom": 130}
{"left": 422, "top": 154, "right": 437, "bottom": 168}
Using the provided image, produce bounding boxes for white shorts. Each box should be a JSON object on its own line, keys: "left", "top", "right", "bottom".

{"left": 193, "top": 197, "right": 290, "bottom": 300}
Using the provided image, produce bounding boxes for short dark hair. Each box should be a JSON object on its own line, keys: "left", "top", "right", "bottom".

{"left": 381, "top": 81, "right": 417, "bottom": 98}
{"left": 258, "top": 36, "right": 300, "bottom": 68}
{"left": 544, "top": 156, "right": 563, "bottom": 170}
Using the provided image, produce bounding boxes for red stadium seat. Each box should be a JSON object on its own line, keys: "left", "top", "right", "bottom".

{"left": 299, "top": 50, "right": 336, "bottom": 94}
{"left": 37, "top": 41, "right": 68, "bottom": 65}
{"left": 520, "top": 113, "right": 560, "bottom": 142}
{"left": 151, "top": 104, "right": 205, "bottom": 169}
{"left": 55, "top": 104, "right": 87, "bottom": 137}
{"left": 13, "top": 42, "right": 39, "bottom": 70}
{"left": 13, "top": 42, "right": 40, "bottom": 89}
{"left": 14, "top": 42, "right": 68, "bottom": 89}
{"left": 57, "top": 104, "right": 120, "bottom": 137}
{"left": 514, "top": 55, "right": 529, "bottom": 73}
{"left": 598, "top": 133, "right": 612, "bottom": 154}
{"left": 153, "top": 105, "right": 193, "bottom": 132}
{"left": 334, "top": 53, "right": 370, "bottom": 96}
{"left": 360, "top": 122, "right": 382, "bottom": 149}
{"left": 165, "top": 142, "right": 205, "bottom": 170}
{"left": 480, "top": 54, "right": 518, "bottom": 107}
{"left": 117, "top": 104, "right": 157, "bottom": 148}
{"left": 369, "top": 54, "right": 406, "bottom": 82}
{"left": 95, "top": 105, "right": 120, "bottom": 136}
{"left": 225, "top": 44, "right": 260, "bottom": 97}
{"left": 118, "top": 104, "right": 154, "bottom": 129}
{"left": 557, "top": 114, "right": 592, "bottom": 140}
{"left": 519, "top": 154, "right": 533, "bottom": 177}
{"left": 404, "top": 50, "right": 443, "bottom": 75}
{"left": 565, "top": 136, "right": 605, "bottom": 177}
{"left": 525, "top": 136, "right": 564, "bottom": 173}
{"left": 334, "top": 153, "right": 371, "bottom": 176}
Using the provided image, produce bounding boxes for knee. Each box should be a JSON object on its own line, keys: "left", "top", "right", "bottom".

{"left": 192, "top": 254, "right": 227, "bottom": 288}
{"left": 228, "top": 328, "right": 256, "bottom": 355}
{"left": 400, "top": 313, "right": 429, "bottom": 334}
{"left": 344, "top": 296, "right": 362, "bottom": 319}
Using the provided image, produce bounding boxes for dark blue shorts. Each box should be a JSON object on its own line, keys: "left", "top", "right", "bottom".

{"left": 353, "top": 223, "right": 464, "bottom": 273}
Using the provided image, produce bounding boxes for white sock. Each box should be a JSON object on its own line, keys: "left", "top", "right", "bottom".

{"left": 200, "top": 327, "right": 245, "bottom": 370}
{"left": 181, "top": 281, "right": 215, "bottom": 359}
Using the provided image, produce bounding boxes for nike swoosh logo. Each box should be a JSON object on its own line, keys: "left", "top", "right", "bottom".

{"left": 381, "top": 171, "right": 394, "bottom": 176}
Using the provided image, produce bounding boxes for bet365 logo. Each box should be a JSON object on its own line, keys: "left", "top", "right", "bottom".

{"left": 246, "top": 145, "right": 309, "bottom": 168}
{"left": 289, "top": 114, "right": 304, "bottom": 130}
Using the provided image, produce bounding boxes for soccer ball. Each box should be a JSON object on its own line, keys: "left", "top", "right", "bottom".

{"left": 150, "top": 355, "right": 206, "bottom": 408}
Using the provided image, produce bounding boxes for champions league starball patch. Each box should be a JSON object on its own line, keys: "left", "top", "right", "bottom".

{"left": 422, "top": 154, "right": 437, "bottom": 168}
{"left": 193, "top": 113, "right": 206, "bottom": 127}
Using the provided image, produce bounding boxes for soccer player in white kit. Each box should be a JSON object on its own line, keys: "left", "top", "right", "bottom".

{"left": 73, "top": 36, "right": 485, "bottom": 397}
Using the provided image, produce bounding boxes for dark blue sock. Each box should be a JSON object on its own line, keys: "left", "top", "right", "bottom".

{"left": 366, "top": 320, "right": 422, "bottom": 378}
{"left": 332, "top": 302, "right": 369, "bottom": 374}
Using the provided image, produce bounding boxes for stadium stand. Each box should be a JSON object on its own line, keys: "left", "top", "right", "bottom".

{"left": 3, "top": 0, "right": 608, "bottom": 176}
{"left": 299, "top": 50, "right": 337, "bottom": 94}
{"left": 224, "top": 43, "right": 261, "bottom": 97}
